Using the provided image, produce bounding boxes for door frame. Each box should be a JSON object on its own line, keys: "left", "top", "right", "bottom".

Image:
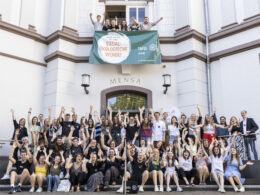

{"left": 100, "top": 85, "right": 152, "bottom": 115}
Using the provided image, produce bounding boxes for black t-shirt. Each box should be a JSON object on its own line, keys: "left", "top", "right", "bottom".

{"left": 60, "top": 121, "right": 72, "bottom": 137}
{"left": 86, "top": 147, "right": 99, "bottom": 159}
{"left": 11, "top": 120, "right": 28, "bottom": 144}
{"left": 12, "top": 159, "right": 31, "bottom": 175}
{"left": 102, "top": 25, "right": 109, "bottom": 31}
{"left": 126, "top": 124, "right": 139, "bottom": 141}
{"left": 86, "top": 162, "right": 102, "bottom": 176}
{"left": 131, "top": 159, "right": 146, "bottom": 177}
{"left": 108, "top": 25, "right": 119, "bottom": 31}
{"left": 71, "top": 145, "right": 83, "bottom": 157}
{"left": 72, "top": 122, "right": 81, "bottom": 138}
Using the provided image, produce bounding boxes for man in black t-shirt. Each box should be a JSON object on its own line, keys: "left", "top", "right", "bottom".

{"left": 59, "top": 107, "right": 72, "bottom": 137}
{"left": 117, "top": 146, "right": 148, "bottom": 193}
{"left": 8, "top": 143, "right": 32, "bottom": 194}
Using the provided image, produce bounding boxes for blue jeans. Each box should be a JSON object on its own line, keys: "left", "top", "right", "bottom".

{"left": 244, "top": 137, "right": 258, "bottom": 160}
{"left": 141, "top": 137, "right": 152, "bottom": 146}
{"left": 47, "top": 174, "right": 60, "bottom": 191}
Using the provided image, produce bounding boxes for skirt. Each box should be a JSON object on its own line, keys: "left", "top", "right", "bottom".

{"left": 84, "top": 171, "right": 104, "bottom": 192}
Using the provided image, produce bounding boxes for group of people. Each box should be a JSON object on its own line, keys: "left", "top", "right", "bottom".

{"left": 2, "top": 105, "right": 259, "bottom": 194}
{"left": 90, "top": 12, "right": 163, "bottom": 31}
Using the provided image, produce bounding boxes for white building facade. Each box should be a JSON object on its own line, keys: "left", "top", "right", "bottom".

{"left": 0, "top": 0, "right": 260, "bottom": 156}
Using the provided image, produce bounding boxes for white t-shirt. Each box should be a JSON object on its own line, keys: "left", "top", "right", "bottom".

{"left": 210, "top": 154, "right": 224, "bottom": 172}
{"left": 94, "top": 21, "right": 103, "bottom": 31}
{"left": 152, "top": 120, "right": 166, "bottom": 141}
{"left": 180, "top": 157, "right": 193, "bottom": 171}
{"left": 168, "top": 125, "right": 180, "bottom": 136}
{"left": 107, "top": 146, "right": 119, "bottom": 156}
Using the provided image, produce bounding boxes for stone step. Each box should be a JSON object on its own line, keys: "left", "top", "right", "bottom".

{"left": 1, "top": 184, "right": 260, "bottom": 192}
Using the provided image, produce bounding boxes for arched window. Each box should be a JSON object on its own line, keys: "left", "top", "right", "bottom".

{"left": 107, "top": 92, "right": 146, "bottom": 111}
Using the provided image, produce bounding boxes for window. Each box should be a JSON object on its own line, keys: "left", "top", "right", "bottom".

{"left": 128, "top": 7, "right": 146, "bottom": 24}
{"left": 107, "top": 93, "right": 146, "bottom": 110}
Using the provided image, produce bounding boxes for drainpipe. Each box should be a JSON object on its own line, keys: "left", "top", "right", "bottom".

{"left": 203, "top": 0, "right": 213, "bottom": 114}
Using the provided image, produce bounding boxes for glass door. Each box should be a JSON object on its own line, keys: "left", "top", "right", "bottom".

{"left": 126, "top": 6, "right": 146, "bottom": 25}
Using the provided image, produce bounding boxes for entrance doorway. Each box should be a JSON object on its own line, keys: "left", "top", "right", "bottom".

{"left": 106, "top": 5, "right": 126, "bottom": 24}
{"left": 100, "top": 85, "right": 153, "bottom": 117}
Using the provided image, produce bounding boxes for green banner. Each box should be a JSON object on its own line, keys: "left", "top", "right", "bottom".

{"left": 89, "top": 31, "right": 161, "bottom": 65}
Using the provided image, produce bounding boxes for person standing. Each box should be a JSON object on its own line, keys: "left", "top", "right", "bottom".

{"left": 240, "top": 110, "right": 259, "bottom": 160}
{"left": 132, "top": 16, "right": 163, "bottom": 31}
{"left": 90, "top": 13, "right": 105, "bottom": 31}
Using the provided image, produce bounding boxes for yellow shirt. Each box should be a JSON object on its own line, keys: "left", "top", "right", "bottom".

{"left": 35, "top": 165, "right": 47, "bottom": 177}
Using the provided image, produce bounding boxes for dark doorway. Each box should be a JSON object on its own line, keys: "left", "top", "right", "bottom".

{"left": 106, "top": 5, "right": 126, "bottom": 24}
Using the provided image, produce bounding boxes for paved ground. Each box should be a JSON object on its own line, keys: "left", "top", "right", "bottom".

{"left": 0, "top": 192, "right": 260, "bottom": 195}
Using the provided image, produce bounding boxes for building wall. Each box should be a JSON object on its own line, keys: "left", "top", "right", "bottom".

{"left": 0, "top": 0, "right": 260, "bottom": 158}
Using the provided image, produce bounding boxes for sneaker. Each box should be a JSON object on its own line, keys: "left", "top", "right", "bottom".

{"left": 116, "top": 186, "right": 124, "bottom": 193}
{"left": 36, "top": 187, "right": 42, "bottom": 193}
{"left": 234, "top": 187, "right": 238, "bottom": 192}
{"left": 220, "top": 188, "right": 225, "bottom": 193}
{"left": 239, "top": 187, "right": 245, "bottom": 192}
{"left": 154, "top": 185, "right": 159, "bottom": 192}
{"left": 166, "top": 187, "right": 172, "bottom": 192}
{"left": 159, "top": 185, "right": 164, "bottom": 192}
{"left": 1, "top": 174, "right": 10, "bottom": 180}
{"left": 218, "top": 188, "right": 221, "bottom": 192}
{"left": 64, "top": 173, "right": 70, "bottom": 179}
{"left": 59, "top": 172, "right": 64, "bottom": 179}
{"left": 177, "top": 187, "right": 183, "bottom": 192}
{"left": 8, "top": 186, "right": 15, "bottom": 194}
{"left": 29, "top": 187, "right": 35, "bottom": 193}
{"left": 139, "top": 186, "right": 144, "bottom": 192}
{"left": 15, "top": 185, "right": 22, "bottom": 192}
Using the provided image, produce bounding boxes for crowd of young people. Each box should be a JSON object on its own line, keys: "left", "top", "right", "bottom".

{"left": 2, "top": 105, "right": 259, "bottom": 194}
{"left": 89, "top": 12, "right": 163, "bottom": 31}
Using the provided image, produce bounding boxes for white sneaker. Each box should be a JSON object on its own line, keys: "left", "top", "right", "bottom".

{"left": 64, "top": 173, "right": 70, "bottom": 179}
{"left": 139, "top": 186, "right": 144, "bottom": 192}
{"left": 29, "top": 187, "right": 35, "bottom": 192}
{"left": 59, "top": 172, "right": 64, "bottom": 179}
{"left": 218, "top": 188, "right": 221, "bottom": 192}
{"left": 1, "top": 174, "right": 10, "bottom": 180}
{"left": 154, "top": 185, "right": 159, "bottom": 192}
{"left": 220, "top": 188, "right": 225, "bottom": 193}
{"left": 36, "top": 187, "right": 42, "bottom": 192}
{"left": 159, "top": 185, "right": 164, "bottom": 192}
{"left": 239, "top": 187, "right": 245, "bottom": 192}
{"left": 166, "top": 187, "right": 172, "bottom": 192}
{"left": 234, "top": 187, "right": 238, "bottom": 192}
{"left": 116, "top": 186, "right": 124, "bottom": 193}
{"left": 177, "top": 187, "right": 183, "bottom": 192}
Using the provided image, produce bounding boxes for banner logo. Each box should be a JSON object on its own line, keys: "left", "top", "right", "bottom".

{"left": 98, "top": 32, "right": 131, "bottom": 64}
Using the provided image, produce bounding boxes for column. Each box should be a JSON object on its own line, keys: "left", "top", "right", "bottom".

{"left": 44, "top": 58, "right": 76, "bottom": 117}
{"left": 174, "top": 0, "right": 190, "bottom": 31}
{"left": 243, "top": 0, "right": 260, "bottom": 20}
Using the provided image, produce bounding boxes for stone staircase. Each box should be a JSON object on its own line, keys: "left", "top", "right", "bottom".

{"left": 0, "top": 156, "right": 260, "bottom": 192}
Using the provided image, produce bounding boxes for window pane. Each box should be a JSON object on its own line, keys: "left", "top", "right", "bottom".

{"left": 107, "top": 93, "right": 146, "bottom": 110}
{"left": 129, "top": 8, "right": 137, "bottom": 24}
{"left": 138, "top": 8, "right": 145, "bottom": 23}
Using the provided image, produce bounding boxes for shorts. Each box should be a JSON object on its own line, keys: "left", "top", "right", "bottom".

{"left": 164, "top": 171, "right": 177, "bottom": 179}
{"left": 213, "top": 169, "right": 224, "bottom": 179}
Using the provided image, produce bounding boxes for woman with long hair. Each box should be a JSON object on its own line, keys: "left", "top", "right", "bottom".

{"left": 168, "top": 116, "right": 181, "bottom": 145}
{"left": 139, "top": 107, "right": 153, "bottom": 145}
{"left": 195, "top": 144, "right": 209, "bottom": 185}
{"left": 103, "top": 148, "right": 121, "bottom": 189}
{"left": 228, "top": 116, "right": 244, "bottom": 159}
{"left": 209, "top": 138, "right": 226, "bottom": 193}
{"left": 179, "top": 149, "right": 196, "bottom": 187}
{"left": 119, "top": 20, "right": 129, "bottom": 31}
{"left": 162, "top": 151, "right": 183, "bottom": 192}
{"left": 224, "top": 146, "right": 253, "bottom": 192}
{"left": 66, "top": 153, "right": 87, "bottom": 192}
{"left": 84, "top": 153, "right": 104, "bottom": 192}
{"left": 148, "top": 148, "right": 164, "bottom": 192}
{"left": 29, "top": 146, "right": 48, "bottom": 192}
{"left": 46, "top": 151, "right": 65, "bottom": 192}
